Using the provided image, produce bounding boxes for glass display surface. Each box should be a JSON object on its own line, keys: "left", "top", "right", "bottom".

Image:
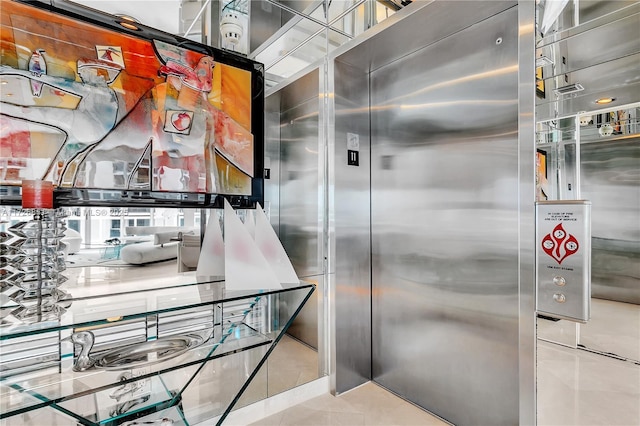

{"left": 0, "top": 276, "right": 315, "bottom": 424}
{"left": 0, "top": 275, "right": 224, "bottom": 338}
{"left": 56, "top": 375, "right": 175, "bottom": 425}
{"left": 0, "top": 323, "right": 268, "bottom": 416}
{"left": 0, "top": 0, "right": 264, "bottom": 205}
{"left": 0, "top": 274, "right": 311, "bottom": 338}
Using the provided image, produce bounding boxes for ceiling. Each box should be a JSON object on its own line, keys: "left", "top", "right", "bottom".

{"left": 69, "top": 0, "right": 638, "bottom": 107}
{"left": 535, "top": 0, "right": 640, "bottom": 120}
{"left": 70, "top": 0, "right": 408, "bottom": 85}
{"left": 247, "top": 0, "right": 409, "bottom": 85}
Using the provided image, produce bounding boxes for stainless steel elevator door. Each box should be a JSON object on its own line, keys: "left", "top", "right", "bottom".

{"left": 370, "top": 7, "right": 520, "bottom": 426}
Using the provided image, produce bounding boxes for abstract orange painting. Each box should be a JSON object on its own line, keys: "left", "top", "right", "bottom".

{"left": 0, "top": 0, "right": 263, "bottom": 198}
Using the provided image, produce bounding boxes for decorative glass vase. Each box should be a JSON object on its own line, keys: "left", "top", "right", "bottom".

{"left": 1, "top": 208, "right": 70, "bottom": 324}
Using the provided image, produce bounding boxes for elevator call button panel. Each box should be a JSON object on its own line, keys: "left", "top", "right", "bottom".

{"left": 536, "top": 200, "right": 591, "bottom": 323}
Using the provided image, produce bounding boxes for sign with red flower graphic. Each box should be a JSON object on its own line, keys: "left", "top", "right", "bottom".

{"left": 541, "top": 223, "right": 579, "bottom": 265}
{"left": 536, "top": 200, "right": 592, "bottom": 323}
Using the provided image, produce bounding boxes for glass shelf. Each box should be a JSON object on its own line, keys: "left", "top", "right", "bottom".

{"left": 0, "top": 322, "right": 273, "bottom": 419}
{"left": 0, "top": 383, "right": 51, "bottom": 418}
{"left": 0, "top": 277, "right": 226, "bottom": 339}
{"left": 56, "top": 375, "right": 175, "bottom": 425}
{"left": 0, "top": 269, "right": 222, "bottom": 310}
{"left": 0, "top": 275, "right": 314, "bottom": 339}
{"left": 0, "top": 187, "right": 259, "bottom": 209}
{"left": 116, "top": 405, "right": 189, "bottom": 426}
{"left": 0, "top": 280, "right": 315, "bottom": 423}
{"left": 536, "top": 112, "right": 639, "bottom": 146}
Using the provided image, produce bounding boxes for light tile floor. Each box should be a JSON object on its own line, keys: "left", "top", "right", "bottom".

{"left": 579, "top": 298, "right": 640, "bottom": 362}
{"left": 537, "top": 340, "right": 640, "bottom": 426}
{"left": 250, "top": 382, "right": 449, "bottom": 426}
{"left": 244, "top": 341, "right": 639, "bottom": 426}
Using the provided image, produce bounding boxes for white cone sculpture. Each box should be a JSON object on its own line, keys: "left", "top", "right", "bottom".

{"left": 254, "top": 203, "right": 299, "bottom": 284}
{"left": 196, "top": 210, "right": 225, "bottom": 278}
{"left": 224, "top": 199, "right": 282, "bottom": 290}
{"left": 244, "top": 208, "right": 256, "bottom": 239}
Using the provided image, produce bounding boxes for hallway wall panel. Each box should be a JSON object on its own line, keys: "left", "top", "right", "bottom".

{"left": 266, "top": 70, "right": 322, "bottom": 348}
{"left": 332, "top": 60, "right": 372, "bottom": 393}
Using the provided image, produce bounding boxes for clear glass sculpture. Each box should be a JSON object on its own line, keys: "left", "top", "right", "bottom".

{"left": 1, "top": 208, "right": 70, "bottom": 324}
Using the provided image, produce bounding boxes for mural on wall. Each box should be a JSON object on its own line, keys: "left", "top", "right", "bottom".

{"left": 0, "top": 0, "right": 254, "bottom": 195}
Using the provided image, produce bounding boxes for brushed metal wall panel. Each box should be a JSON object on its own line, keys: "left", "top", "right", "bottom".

{"left": 280, "top": 69, "right": 320, "bottom": 112}
{"left": 332, "top": 59, "right": 372, "bottom": 393}
{"left": 279, "top": 78, "right": 321, "bottom": 278}
{"left": 369, "top": 7, "right": 520, "bottom": 425}
{"left": 578, "top": 0, "right": 637, "bottom": 23}
{"left": 333, "top": 0, "right": 516, "bottom": 73}
{"left": 535, "top": 5, "right": 640, "bottom": 121}
{"left": 279, "top": 101, "right": 321, "bottom": 277}
{"left": 517, "top": 2, "right": 537, "bottom": 424}
{"left": 536, "top": 9, "right": 640, "bottom": 79}
{"left": 265, "top": 92, "right": 281, "bottom": 230}
{"left": 549, "top": 0, "right": 638, "bottom": 31}
{"left": 276, "top": 69, "right": 322, "bottom": 348}
{"left": 249, "top": 1, "right": 283, "bottom": 53}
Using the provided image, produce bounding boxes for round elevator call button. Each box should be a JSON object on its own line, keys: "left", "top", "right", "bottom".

{"left": 553, "top": 293, "right": 566, "bottom": 303}
{"left": 553, "top": 276, "right": 566, "bottom": 286}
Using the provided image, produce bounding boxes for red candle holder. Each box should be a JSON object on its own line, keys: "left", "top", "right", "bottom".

{"left": 21, "top": 179, "right": 54, "bottom": 209}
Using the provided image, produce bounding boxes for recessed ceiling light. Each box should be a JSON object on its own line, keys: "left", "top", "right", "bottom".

{"left": 118, "top": 15, "right": 139, "bottom": 22}
{"left": 119, "top": 21, "right": 140, "bottom": 31}
{"left": 595, "top": 97, "right": 616, "bottom": 104}
{"left": 116, "top": 15, "right": 141, "bottom": 31}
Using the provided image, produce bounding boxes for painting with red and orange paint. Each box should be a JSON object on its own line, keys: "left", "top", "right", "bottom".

{"left": 0, "top": 0, "right": 254, "bottom": 195}
{"left": 536, "top": 149, "right": 548, "bottom": 201}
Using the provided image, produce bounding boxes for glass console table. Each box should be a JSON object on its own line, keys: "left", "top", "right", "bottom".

{"left": 0, "top": 272, "right": 315, "bottom": 425}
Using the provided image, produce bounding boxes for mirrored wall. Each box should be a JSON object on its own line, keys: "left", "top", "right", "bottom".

{"left": 535, "top": 1, "right": 639, "bottom": 424}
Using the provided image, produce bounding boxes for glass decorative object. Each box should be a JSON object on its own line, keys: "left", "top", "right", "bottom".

{"left": 0, "top": 208, "right": 70, "bottom": 324}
